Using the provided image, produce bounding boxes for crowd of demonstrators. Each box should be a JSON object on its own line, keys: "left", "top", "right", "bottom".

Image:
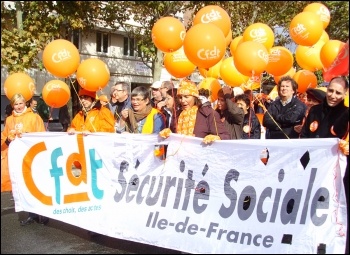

{"left": 119, "top": 86, "right": 165, "bottom": 134}
{"left": 215, "top": 86, "right": 245, "bottom": 140}
{"left": 36, "top": 93, "right": 52, "bottom": 131}
{"left": 235, "top": 93, "right": 261, "bottom": 139}
{"left": 294, "top": 88, "right": 326, "bottom": 135}
{"left": 262, "top": 76, "right": 307, "bottom": 139}
{"left": 68, "top": 88, "right": 115, "bottom": 134}
{"left": 108, "top": 81, "right": 131, "bottom": 133}
{"left": 0, "top": 93, "right": 49, "bottom": 226}
{"left": 159, "top": 79, "right": 230, "bottom": 144}
{"left": 2, "top": 75, "right": 349, "bottom": 247}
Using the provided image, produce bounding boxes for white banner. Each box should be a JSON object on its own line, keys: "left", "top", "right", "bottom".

{"left": 8, "top": 133, "right": 347, "bottom": 254}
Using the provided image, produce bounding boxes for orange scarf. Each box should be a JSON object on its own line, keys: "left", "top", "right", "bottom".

{"left": 177, "top": 106, "right": 198, "bottom": 136}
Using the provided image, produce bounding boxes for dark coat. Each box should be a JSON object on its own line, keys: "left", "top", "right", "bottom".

{"left": 263, "top": 96, "right": 307, "bottom": 139}
{"left": 193, "top": 102, "right": 230, "bottom": 140}
{"left": 300, "top": 99, "right": 348, "bottom": 138}
{"left": 215, "top": 94, "right": 244, "bottom": 139}
{"left": 242, "top": 109, "right": 261, "bottom": 139}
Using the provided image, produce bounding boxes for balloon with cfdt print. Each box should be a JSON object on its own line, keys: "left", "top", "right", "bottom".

{"left": 42, "top": 80, "right": 71, "bottom": 108}
{"left": 289, "top": 11, "right": 323, "bottom": 46}
{"left": 183, "top": 23, "right": 226, "bottom": 69}
{"left": 76, "top": 58, "right": 110, "bottom": 91}
{"left": 42, "top": 39, "right": 80, "bottom": 78}
{"left": 192, "top": 5, "right": 231, "bottom": 38}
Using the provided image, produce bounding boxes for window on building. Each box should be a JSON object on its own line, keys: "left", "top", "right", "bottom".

{"left": 123, "top": 36, "right": 135, "bottom": 57}
{"left": 96, "top": 32, "right": 109, "bottom": 53}
{"left": 72, "top": 30, "right": 80, "bottom": 50}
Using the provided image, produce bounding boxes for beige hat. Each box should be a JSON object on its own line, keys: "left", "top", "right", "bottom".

{"left": 151, "top": 81, "right": 162, "bottom": 89}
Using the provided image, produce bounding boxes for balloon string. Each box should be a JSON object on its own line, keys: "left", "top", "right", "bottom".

{"left": 254, "top": 95, "right": 290, "bottom": 139}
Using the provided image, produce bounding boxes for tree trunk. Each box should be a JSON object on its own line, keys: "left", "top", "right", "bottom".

{"left": 152, "top": 49, "right": 163, "bottom": 82}
{"left": 15, "top": 2, "right": 23, "bottom": 35}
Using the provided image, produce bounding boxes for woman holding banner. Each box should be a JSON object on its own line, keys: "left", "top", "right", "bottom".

{"left": 159, "top": 79, "right": 230, "bottom": 144}
{"left": 1, "top": 93, "right": 49, "bottom": 225}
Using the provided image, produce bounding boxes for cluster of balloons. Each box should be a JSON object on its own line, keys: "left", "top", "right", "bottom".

{"left": 42, "top": 39, "right": 110, "bottom": 107}
{"left": 4, "top": 39, "right": 111, "bottom": 109}
{"left": 152, "top": 2, "right": 348, "bottom": 97}
{"left": 151, "top": 5, "right": 291, "bottom": 96}
{"left": 290, "top": 3, "right": 347, "bottom": 82}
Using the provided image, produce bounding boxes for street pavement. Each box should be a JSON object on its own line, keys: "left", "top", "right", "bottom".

{"left": 1, "top": 191, "right": 181, "bottom": 254}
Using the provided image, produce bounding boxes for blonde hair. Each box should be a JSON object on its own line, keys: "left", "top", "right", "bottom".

{"left": 10, "top": 93, "right": 26, "bottom": 107}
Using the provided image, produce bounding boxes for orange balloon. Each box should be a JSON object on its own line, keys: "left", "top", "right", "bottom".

{"left": 320, "top": 40, "right": 345, "bottom": 69}
{"left": 295, "top": 40, "right": 325, "bottom": 72}
{"left": 293, "top": 70, "right": 317, "bottom": 93}
{"left": 151, "top": 16, "right": 186, "bottom": 53}
{"left": 303, "top": 2, "right": 330, "bottom": 29}
{"left": 192, "top": 5, "right": 231, "bottom": 38}
{"left": 225, "top": 30, "right": 233, "bottom": 47}
{"left": 42, "top": 39, "right": 80, "bottom": 78}
{"left": 163, "top": 47, "right": 196, "bottom": 78}
{"left": 229, "top": 36, "right": 243, "bottom": 56}
{"left": 289, "top": 12, "right": 323, "bottom": 46}
{"left": 4, "top": 72, "right": 36, "bottom": 101}
{"left": 274, "top": 67, "right": 296, "bottom": 84}
{"left": 219, "top": 57, "right": 249, "bottom": 87}
{"left": 42, "top": 80, "right": 71, "bottom": 108}
{"left": 198, "top": 77, "right": 222, "bottom": 102}
{"left": 265, "top": 46, "right": 294, "bottom": 76}
{"left": 183, "top": 23, "right": 226, "bottom": 69}
{"left": 319, "top": 30, "right": 330, "bottom": 44}
{"left": 198, "top": 59, "right": 222, "bottom": 79}
{"left": 243, "top": 23, "right": 275, "bottom": 50}
{"left": 233, "top": 41, "right": 269, "bottom": 77}
{"left": 76, "top": 58, "right": 110, "bottom": 91}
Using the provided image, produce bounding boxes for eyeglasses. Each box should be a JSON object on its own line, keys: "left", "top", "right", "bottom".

{"left": 115, "top": 89, "right": 124, "bottom": 92}
{"left": 131, "top": 98, "right": 145, "bottom": 102}
{"left": 79, "top": 95, "right": 91, "bottom": 100}
{"left": 151, "top": 88, "right": 159, "bottom": 91}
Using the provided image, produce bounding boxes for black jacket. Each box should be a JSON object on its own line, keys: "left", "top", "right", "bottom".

{"left": 263, "top": 96, "right": 307, "bottom": 139}
{"left": 300, "top": 99, "right": 348, "bottom": 138}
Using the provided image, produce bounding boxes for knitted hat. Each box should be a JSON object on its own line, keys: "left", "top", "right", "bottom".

{"left": 79, "top": 88, "right": 96, "bottom": 99}
{"left": 177, "top": 80, "right": 199, "bottom": 98}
